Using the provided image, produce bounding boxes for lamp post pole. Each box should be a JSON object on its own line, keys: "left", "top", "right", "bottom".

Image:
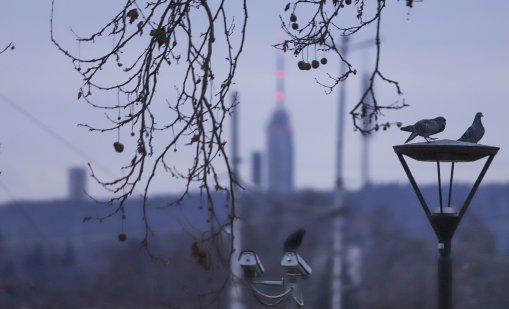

{"left": 438, "top": 239, "right": 452, "bottom": 309}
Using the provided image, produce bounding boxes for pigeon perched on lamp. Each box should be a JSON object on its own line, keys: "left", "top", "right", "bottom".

{"left": 400, "top": 116, "right": 446, "bottom": 143}
{"left": 458, "top": 112, "right": 484, "bottom": 143}
{"left": 283, "top": 229, "right": 305, "bottom": 252}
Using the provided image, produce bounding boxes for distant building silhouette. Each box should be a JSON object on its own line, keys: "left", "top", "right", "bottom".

{"left": 251, "top": 151, "right": 262, "bottom": 188}
{"left": 68, "top": 167, "right": 87, "bottom": 201}
{"left": 267, "top": 51, "right": 294, "bottom": 194}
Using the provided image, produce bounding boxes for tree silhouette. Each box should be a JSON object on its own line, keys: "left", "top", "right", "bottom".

{"left": 49, "top": 0, "right": 417, "bottom": 272}
{"left": 50, "top": 0, "right": 247, "bottom": 261}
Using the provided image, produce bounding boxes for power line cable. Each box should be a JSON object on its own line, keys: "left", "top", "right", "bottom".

{"left": 0, "top": 91, "right": 121, "bottom": 239}
{"left": 0, "top": 92, "right": 116, "bottom": 177}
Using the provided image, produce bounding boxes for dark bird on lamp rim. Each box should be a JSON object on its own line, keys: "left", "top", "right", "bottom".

{"left": 458, "top": 112, "right": 484, "bottom": 143}
{"left": 400, "top": 116, "right": 446, "bottom": 144}
{"left": 283, "top": 229, "right": 306, "bottom": 252}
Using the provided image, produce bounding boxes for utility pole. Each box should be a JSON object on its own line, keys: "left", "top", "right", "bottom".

{"left": 360, "top": 71, "right": 372, "bottom": 189}
{"left": 331, "top": 35, "right": 348, "bottom": 309}
{"left": 229, "top": 91, "right": 244, "bottom": 309}
{"left": 332, "top": 36, "right": 376, "bottom": 308}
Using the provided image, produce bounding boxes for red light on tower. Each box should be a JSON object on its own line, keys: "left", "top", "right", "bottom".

{"left": 277, "top": 69, "right": 285, "bottom": 80}
{"left": 275, "top": 91, "right": 285, "bottom": 102}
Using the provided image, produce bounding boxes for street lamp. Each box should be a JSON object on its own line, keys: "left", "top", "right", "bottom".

{"left": 393, "top": 139, "right": 499, "bottom": 309}
{"left": 238, "top": 250, "right": 312, "bottom": 307}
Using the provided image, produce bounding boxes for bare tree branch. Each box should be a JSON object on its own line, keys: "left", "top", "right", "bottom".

{"left": 0, "top": 42, "right": 14, "bottom": 54}
{"left": 50, "top": 0, "right": 247, "bottom": 283}
{"left": 276, "top": 0, "right": 413, "bottom": 133}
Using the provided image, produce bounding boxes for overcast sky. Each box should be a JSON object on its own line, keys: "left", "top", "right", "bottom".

{"left": 1, "top": 1, "right": 509, "bottom": 204}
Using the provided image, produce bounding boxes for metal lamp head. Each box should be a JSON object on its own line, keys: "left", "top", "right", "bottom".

{"left": 238, "top": 250, "right": 265, "bottom": 278}
{"left": 393, "top": 139, "right": 499, "bottom": 242}
{"left": 281, "top": 252, "right": 312, "bottom": 279}
{"left": 393, "top": 139, "right": 498, "bottom": 162}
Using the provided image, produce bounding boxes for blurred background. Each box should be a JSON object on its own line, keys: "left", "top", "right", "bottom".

{"left": 1, "top": 0, "right": 509, "bottom": 308}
